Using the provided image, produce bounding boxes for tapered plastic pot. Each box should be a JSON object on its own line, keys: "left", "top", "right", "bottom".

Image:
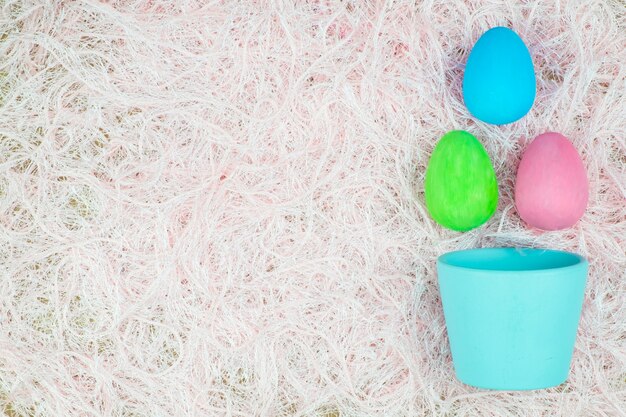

{"left": 437, "top": 247, "right": 588, "bottom": 390}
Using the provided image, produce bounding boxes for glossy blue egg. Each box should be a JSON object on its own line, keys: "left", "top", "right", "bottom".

{"left": 463, "top": 27, "right": 536, "bottom": 125}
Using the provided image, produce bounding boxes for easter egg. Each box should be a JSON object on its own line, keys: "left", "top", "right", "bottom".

{"left": 515, "top": 132, "right": 588, "bottom": 230}
{"left": 425, "top": 130, "right": 498, "bottom": 231}
{"left": 463, "top": 27, "right": 536, "bottom": 125}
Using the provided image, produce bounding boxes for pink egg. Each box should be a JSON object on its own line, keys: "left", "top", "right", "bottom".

{"left": 515, "top": 132, "right": 588, "bottom": 230}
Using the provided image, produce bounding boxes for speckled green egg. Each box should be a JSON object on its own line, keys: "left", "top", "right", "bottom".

{"left": 425, "top": 130, "right": 498, "bottom": 231}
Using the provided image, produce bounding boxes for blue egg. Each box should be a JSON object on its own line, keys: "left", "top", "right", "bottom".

{"left": 463, "top": 27, "right": 536, "bottom": 125}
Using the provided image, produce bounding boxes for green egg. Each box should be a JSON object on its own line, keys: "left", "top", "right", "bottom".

{"left": 425, "top": 130, "right": 498, "bottom": 231}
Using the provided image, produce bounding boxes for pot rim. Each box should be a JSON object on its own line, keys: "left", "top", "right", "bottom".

{"left": 438, "top": 247, "right": 587, "bottom": 275}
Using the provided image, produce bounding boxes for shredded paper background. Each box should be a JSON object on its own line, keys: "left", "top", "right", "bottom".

{"left": 0, "top": 1, "right": 625, "bottom": 416}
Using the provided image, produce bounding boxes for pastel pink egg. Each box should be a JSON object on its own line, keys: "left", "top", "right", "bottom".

{"left": 515, "top": 132, "right": 588, "bottom": 230}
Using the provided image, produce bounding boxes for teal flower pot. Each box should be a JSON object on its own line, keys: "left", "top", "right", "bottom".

{"left": 437, "top": 247, "right": 588, "bottom": 390}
